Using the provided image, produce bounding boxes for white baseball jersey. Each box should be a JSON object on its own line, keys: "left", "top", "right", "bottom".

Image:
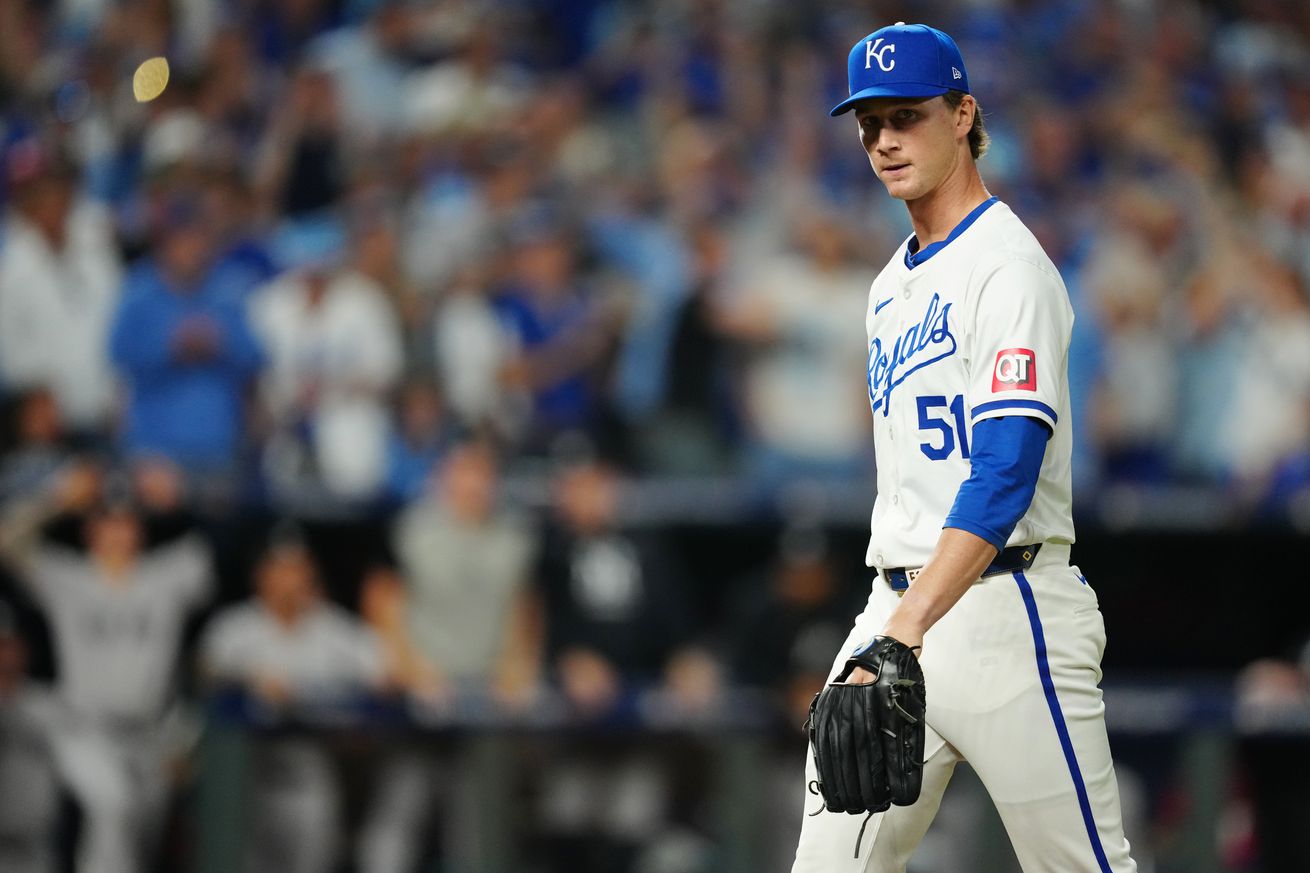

{"left": 863, "top": 198, "right": 1075, "bottom": 569}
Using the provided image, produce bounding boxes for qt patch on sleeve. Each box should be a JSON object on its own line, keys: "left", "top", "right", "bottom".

{"left": 992, "top": 348, "right": 1037, "bottom": 392}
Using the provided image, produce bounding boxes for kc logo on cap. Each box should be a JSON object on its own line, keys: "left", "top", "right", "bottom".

{"left": 831, "top": 22, "right": 971, "bottom": 117}
{"left": 866, "top": 38, "right": 896, "bottom": 72}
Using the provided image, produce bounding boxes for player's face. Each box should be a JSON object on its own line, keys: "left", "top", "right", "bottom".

{"left": 854, "top": 96, "right": 971, "bottom": 201}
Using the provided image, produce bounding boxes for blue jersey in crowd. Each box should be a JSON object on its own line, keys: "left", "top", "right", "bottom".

{"left": 110, "top": 261, "right": 264, "bottom": 470}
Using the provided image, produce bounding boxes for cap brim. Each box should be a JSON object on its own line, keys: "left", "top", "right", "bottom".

{"left": 829, "top": 83, "right": 950, "bottom": 117}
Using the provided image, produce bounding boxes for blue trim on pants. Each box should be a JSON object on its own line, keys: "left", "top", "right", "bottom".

{"left": 1013, "top": 570, "right": 1113, "bottom": 873}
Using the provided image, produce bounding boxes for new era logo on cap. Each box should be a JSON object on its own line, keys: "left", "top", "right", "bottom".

{"left": 831, "top": 22, "right": 971, "bottom": 117}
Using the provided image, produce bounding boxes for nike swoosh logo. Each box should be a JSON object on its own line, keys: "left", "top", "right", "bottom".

{"left": 873, "top": 297, "right": 893, "bottom": 315}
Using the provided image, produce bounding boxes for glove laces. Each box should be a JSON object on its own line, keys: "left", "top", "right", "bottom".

{"left": 805, "top": 781, "right": 877, "bottom": 859}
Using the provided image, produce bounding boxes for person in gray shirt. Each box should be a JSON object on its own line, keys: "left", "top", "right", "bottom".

{"left": 355, "top": 442, "right": 540, "bottom": 873}
{"left": 0, "top": 463, "right": 214, "bottom": 873}
{"left": 392, "top": 441, "right": 539, "bottom": 694}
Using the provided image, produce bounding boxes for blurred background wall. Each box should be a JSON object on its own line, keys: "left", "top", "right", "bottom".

{"left": 2, "top": 0, "right": 1310, "bottom": 872}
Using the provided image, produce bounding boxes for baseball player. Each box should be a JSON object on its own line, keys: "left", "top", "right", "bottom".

{"left": 0, "top": 466, "right": 213, "bottom": 873}
{"left": 792, "top": 23, "right": 1137, "bottom": 872}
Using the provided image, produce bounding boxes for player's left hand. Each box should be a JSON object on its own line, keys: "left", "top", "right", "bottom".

{"left": 807, "top": 635, "right": 927, "bottom": 815}
{"left": 878, "top": 621, "right": 924, "bottom": 656}
{"left": 845, "top": 627, "right": 922, "bottom": 685}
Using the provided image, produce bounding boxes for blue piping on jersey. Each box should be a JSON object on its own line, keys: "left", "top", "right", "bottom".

{"left": 972, "top": 398, "right": 1059, "bottom": 425}
{"left": 904, "top": 196, "right": 999, "bottom": 270}
{"left": 1013, "top": 570, "right": 1114, "bottom": 873}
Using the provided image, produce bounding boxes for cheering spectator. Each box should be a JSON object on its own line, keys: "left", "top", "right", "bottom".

{"left": 0, "top": 142, "right": 122, "bottom": 436}
{"left": 432, "top": 273, "right": 521, "bottom": 442}
{"left": 1225, "top": 257, "right": 1310, "bottom": 509}
{"left": 251, "top": 215, "right": 405, "bottom": 503}
{"left": 714, "top": 209, "right": 872, "bottom": 486}
{"left": 0, "top": 464, "right": 214, "bottom": 873}
{"left": 253, "top": 64, "right": 346, "bottom": 219}
{"left": 402, "top": 22, "right": 525, "bottom": 137}
{"left": 636, "top": 221, "right": 737, "bottom": 474}
{"left": 306, "top": 0, "right": 414, "bottom": 145}
{"left": 1082, "top": 216, "right": 1177, "bottom": 483}
{"left": 109, "top": 194, "right": 264, "bottom": 476}
{"left": 493, "top": 215, "right": 622, "bottom": 453}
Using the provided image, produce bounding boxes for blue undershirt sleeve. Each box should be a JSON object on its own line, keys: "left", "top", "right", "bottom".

{"left": 943, "top": 415, "right": 1051, "bottom": 551}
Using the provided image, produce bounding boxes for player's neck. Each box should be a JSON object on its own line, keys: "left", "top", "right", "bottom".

{"left": 905, "top": 162, "right": 990, "bottom": 248}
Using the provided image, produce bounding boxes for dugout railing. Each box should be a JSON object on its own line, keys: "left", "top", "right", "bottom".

{"left": 194, "top": 682, "right": 1310, "bottom": 873}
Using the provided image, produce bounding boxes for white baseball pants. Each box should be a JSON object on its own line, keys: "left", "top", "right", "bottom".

{"left": 791, "top": 545, "right": 1137, "bottom": 873}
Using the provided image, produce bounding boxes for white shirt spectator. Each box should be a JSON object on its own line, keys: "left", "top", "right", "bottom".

{"left": 733, "top": 253, "right": 871, "bottom": 462}
{"left": 402, "top": 180, "right": 493, "bottom": 292}
{"left": 0, "top": 203, "right": 122, "bottom": 429}
{"left": 433, "top": 287, "right": 520, "bottom": 434}
{"left": 1098, "top": 322, "right": 1177, "bottom": 449}
{"left": 1083, "top": 232, "right": 1177, "bottom": 453}
{"left": 308, "top": 19, "right": 411, "bottom": 144}
{"left": 1226, "top": 306, "right": 1310, "bottom": 483}
{"left": 403, "top": 57, "right": 524, "bottom": 135}
{"left": 251, "top": 269, "right": 404, "bottom": 499}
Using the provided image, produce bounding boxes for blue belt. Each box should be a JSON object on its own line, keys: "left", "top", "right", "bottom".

{"left": 883, "top": 543, "right": 1042, "bottom": 592}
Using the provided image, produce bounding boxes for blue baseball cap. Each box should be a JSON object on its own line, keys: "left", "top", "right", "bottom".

{"left": 830, "top": 23, "right": 970, "bottom": 117}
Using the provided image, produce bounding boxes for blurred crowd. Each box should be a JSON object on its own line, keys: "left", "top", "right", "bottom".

{"left": 2, "top": 0, "right": 1310, "bottom": 510}
{"left": 5, "top": 0, "right": 1310, "bottom": 871}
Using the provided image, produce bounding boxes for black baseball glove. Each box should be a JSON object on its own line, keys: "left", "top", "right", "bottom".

{"left": 807, "top": 635, "right": 926, "bottom": 816}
